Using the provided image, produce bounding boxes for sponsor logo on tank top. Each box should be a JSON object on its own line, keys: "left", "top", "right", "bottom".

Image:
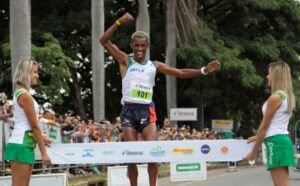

{"left": 129, "top": 68, "right": 145, "bottom": 73}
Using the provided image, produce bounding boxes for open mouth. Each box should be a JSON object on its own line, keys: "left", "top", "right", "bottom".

{"left": 137, "top": 51, "right": 143, "bottom": 57}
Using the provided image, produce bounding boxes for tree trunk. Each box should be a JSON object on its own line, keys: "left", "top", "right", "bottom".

{"left": 136, "top": 0, "right": 150, "bottom": 61}
{"left": 69, "top": 68, "right": 87, "bottom": 117}
{"left": 10, "top": 0, "right": 31, "bottom": 90}
{"left": 165, "top": 0, "right": 177, "bottom": 122}
{"left": 91, "top": 0, "right": 105, "bottom": 122}
{"left": 176, "top": 0, "right": 198, "bottom": 44}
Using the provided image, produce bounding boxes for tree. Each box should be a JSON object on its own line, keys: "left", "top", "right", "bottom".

{"left": 10, "top": 0, "right": 31, "bottom": 90}
{"left": 175, "top": 0, "right": 300, "bottom": 136}
{"left": 165, "top": 0, "right": 177, "bottom": 121}
{"left": 92, "top": 0, "right": 105, "bottom": 121}
{"left": 31, "top": 33, "right": 75, "bottom": 108}
{"left": 136, "top": 0, "right": 150, "bottom": 61}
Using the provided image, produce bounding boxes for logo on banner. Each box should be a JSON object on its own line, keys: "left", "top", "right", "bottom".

{"left": 201, "top": 144, "right": 210, "bottom": 154}
{"left": 82, "top": 149, "right": 94, "bottom": 157}
{"left": 65, "top": 152, "right": 75, "bottom": 156}
{"left": 220, "top": 146, "right": 229, "bottom": 154}
{"left": 176, "top": 163, "right": 201, "bottom": 172}
{"left": 122, "top": 150, "right": 143, "bottom": 156}
{"left": 101, "top": 150, "right": 115, "bottom": 156}
{"left": 150, "top": 146, "right": 165, "bottom": 157}
{"left": 172, "top": 148, "right": 194, "bottom": 155}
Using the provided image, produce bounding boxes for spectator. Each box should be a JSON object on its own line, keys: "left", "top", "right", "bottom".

{"left": 0, "top": 95, "right": 13, "bottom": 121}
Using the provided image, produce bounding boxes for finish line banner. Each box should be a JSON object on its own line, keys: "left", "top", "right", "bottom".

{"left": 47, "top": 140, "right": 254, "bottom": 164}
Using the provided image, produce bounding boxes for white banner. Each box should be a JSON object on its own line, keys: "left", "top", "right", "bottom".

{"left": 170, "top": 108, "right": 197, "bottom": 121}
{"left": 170, "top": 160, "right": 207, "bottom": 182}
{"left": 47, "top": 140, "right": 254, "bottom": 164}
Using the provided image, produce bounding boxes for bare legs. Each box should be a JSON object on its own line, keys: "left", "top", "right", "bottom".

{"left": 123, "top": 123, "right": 158, "bottom": 186}
{"left": 11, "top": 161, "right": 33, "bottom": 186}
{"left": 270, "top": 166, "right": 289, "bottom": 186}
{"left": 142, "top": 123, "right": 158, "bottom": 186}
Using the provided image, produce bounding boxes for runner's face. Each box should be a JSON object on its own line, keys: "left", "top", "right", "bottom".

{"left": 30, "top": 64, "right": 39, "bottom": 86}
{"left": 131, "top": 37, "right": 148, "bottom": 62}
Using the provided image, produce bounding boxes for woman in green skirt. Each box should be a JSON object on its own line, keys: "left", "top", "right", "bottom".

{"left": 247, "top": 62, "right": 296, "bottom": 186}
{"left": 4, "top": 59, "right": 51, "bottom": 186}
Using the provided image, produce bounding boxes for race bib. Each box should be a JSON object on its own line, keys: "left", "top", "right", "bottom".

{"left": 130, "top": 82, "right": 153, "bottom": 102}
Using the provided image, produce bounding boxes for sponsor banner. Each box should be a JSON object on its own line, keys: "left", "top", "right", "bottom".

{"left": 170, "top": 108, "right": 197, "bottom": 121}
{"left": 107, "top": 165, "right": 149, "bottom": 186}
{"left": 212, "top": 119, "right": 233, "bottom": 131}
{"left": 47, "top": 140, "right": 254, "bottom": 164}
{"left": 170, "top": 161, "right": 207, "bottom": 181}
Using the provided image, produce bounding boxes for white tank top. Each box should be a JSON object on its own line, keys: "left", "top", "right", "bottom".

{"left": 121, "top": 58, "right": 156, "bottom": 104}
{"left": 263, "top": 91, "right": 290, "bottom": 138}
{"left": 8, "top": 88, "right": 39, "bottom": 145}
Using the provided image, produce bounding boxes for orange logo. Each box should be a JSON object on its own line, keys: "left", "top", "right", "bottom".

{"left": 220, "top": 146, "right": 229, "bottom": 154}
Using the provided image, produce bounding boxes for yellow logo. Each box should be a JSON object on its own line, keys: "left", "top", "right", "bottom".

{"left": 172, "top": 148, "right": 194, "bottom": 155}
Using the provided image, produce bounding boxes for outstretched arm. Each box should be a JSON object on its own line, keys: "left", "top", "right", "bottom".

{"left": 99, "top": 13, "right": 134, "bottom": 66}
{"left": 156, "top": 60, "right": 221, "bottom": 78}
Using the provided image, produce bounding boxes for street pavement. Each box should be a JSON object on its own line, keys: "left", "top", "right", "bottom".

{"left": 158, "top": 165, "right": 300, "bottom": 186}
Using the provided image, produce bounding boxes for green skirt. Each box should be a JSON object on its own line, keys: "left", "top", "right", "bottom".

{"left": 4, "top": 143, "right": 35, "bottom": 164}
{"left": 264, "top": 134, "right": 296, "bottom": 170}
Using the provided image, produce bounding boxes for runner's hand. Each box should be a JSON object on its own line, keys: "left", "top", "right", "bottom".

{"left": 119, "top": 12, "right": 134, "bottom": 24}
{"left": 205, "top": 60, "right": 221, "bottom": 73}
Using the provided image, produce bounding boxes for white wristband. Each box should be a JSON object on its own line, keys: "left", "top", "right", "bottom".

{"left": 201, "top": 67, "right": 208, "bottom": 75}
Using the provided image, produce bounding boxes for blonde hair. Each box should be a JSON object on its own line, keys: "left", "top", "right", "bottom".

{"left": 131, "top": 31, "right": 149, "bottom": 45}
{"left": 13, "top": 59, "right": 38, "bottom": 90}
{"left": 269, "top": 62, "right": 295, "bottom": 114}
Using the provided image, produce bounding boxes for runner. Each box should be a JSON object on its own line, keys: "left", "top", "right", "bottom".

{"left": 100, "top": 12, "right": 220, "bottom": 186}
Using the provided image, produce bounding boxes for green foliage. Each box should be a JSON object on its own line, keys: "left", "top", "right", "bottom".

{"left": 32, "top": 33, "right": 76, "bottom": 105}
{"left": 185, "top": 0, "right": 300, "bottom": 136}
{"left": 176, "top": 20, "right": 264, "bottom": 133}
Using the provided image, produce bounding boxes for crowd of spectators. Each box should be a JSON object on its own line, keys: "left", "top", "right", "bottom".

{"left": 38, "top": 113, "right": 226, "bottom": 145}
